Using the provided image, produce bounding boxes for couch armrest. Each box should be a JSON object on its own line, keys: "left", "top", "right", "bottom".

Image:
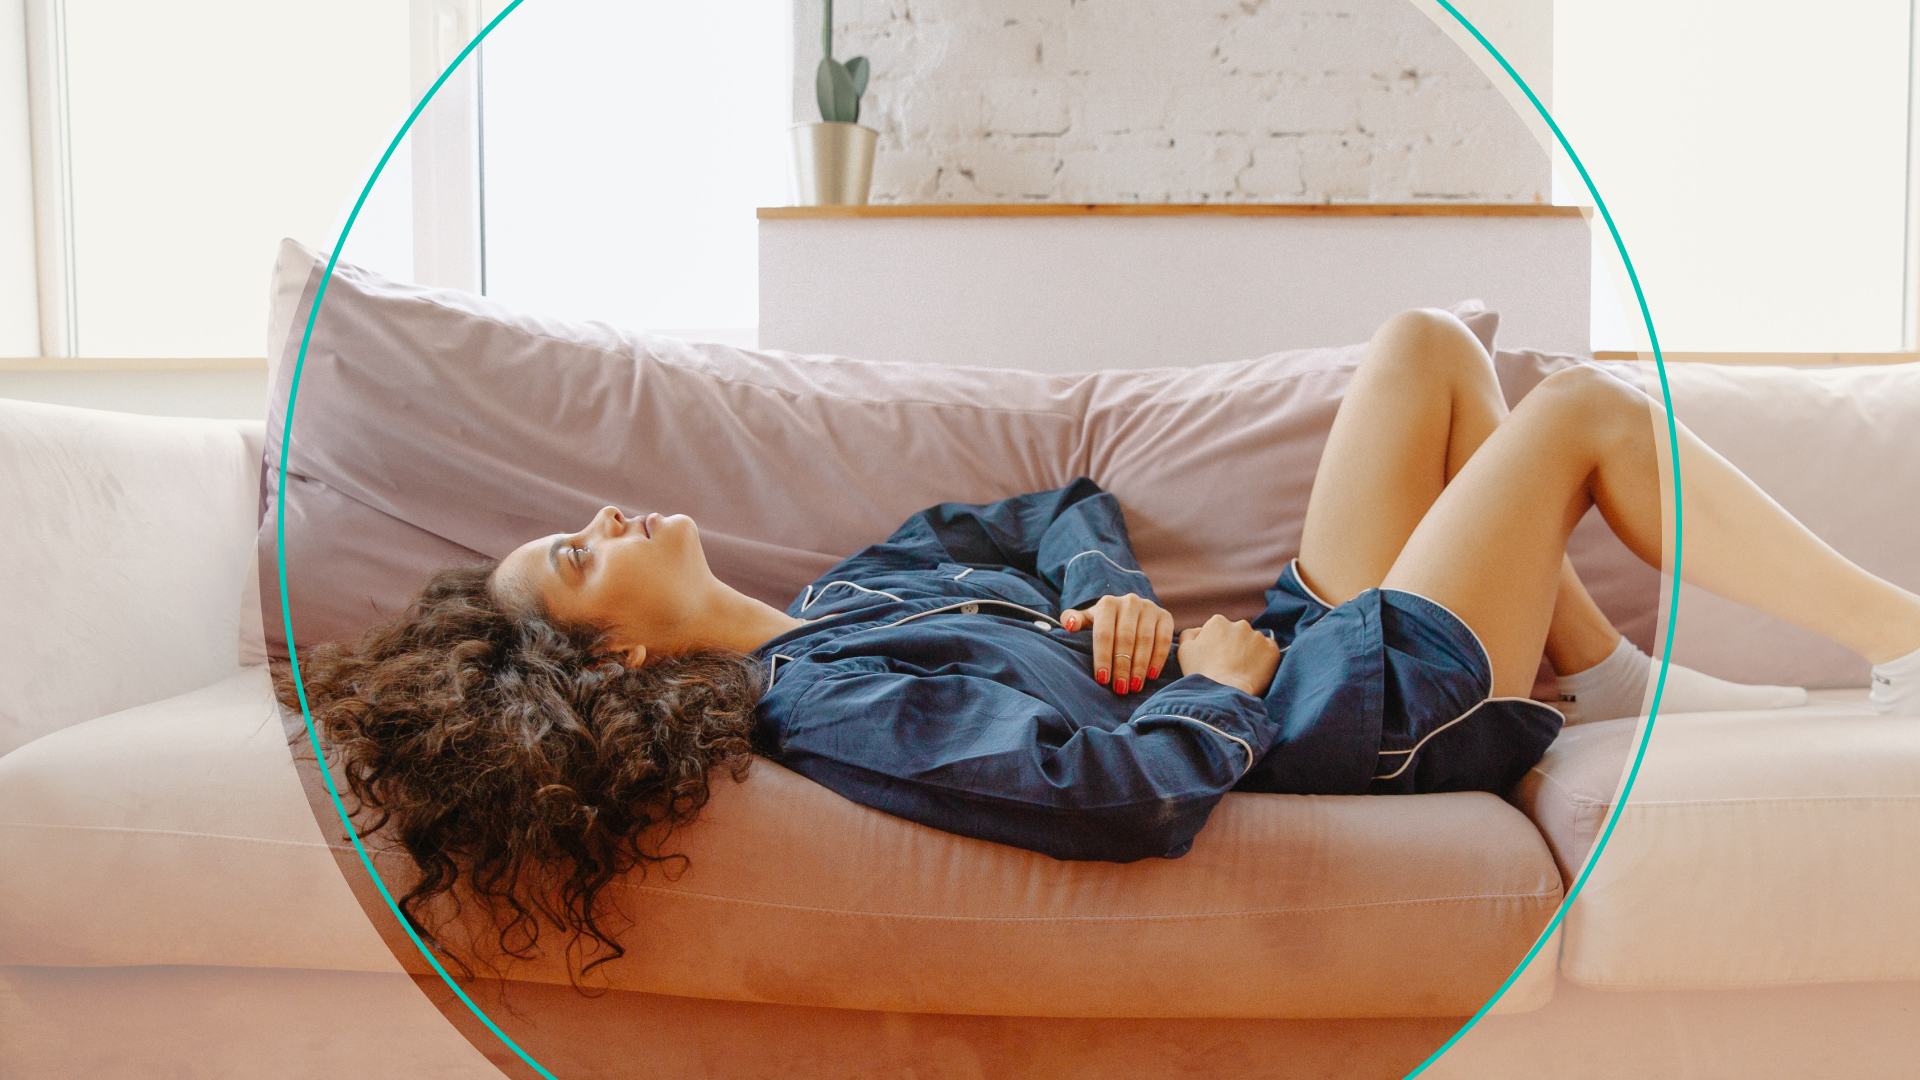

{"left": 0, "top": 398, "right": 262, "bottom": 757}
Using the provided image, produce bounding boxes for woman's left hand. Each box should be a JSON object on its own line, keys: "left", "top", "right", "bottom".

{"left": 1060, "top": 593, "right": 1174, "bottom": 696}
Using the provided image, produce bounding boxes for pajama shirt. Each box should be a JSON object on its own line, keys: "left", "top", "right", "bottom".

{"left": 751, "top": 479, "right": 1563, "bottom": 863}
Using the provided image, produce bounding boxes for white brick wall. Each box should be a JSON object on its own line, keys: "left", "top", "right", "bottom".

{"left": 792, "top": 0, "right": 1549, "bottom": 204}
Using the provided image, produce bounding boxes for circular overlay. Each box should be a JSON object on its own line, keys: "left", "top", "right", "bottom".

{"left": 274, "top": 4, "right": 1682, "bottom": 1077}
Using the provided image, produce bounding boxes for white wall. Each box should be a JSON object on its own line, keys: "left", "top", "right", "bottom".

{"left": 761, "top": 211, "right": 1590, "bottom": 368}
{"left": 793, "top": 0, "right": 1550, "bottom": 204}
{"left": 0, "top": 0, "right": 36, "bottom": 357}
{"left": 0, "top": 368, "right": 264, "bottom": 418}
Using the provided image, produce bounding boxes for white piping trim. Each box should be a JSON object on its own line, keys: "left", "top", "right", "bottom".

{"left": 1374, "top": 585, "right": 1492, "bottom": 677}
{"left": 1136, "top": 713, "right": 1256, "bottom": 778}
{"left": 1286, "top": 558, "right": 1337, "bottom": 611}
{"left": 1369, "top": 584, "right": 1565, "bottom": 725}
{"left": 1065, "top": 550, "right": 1150, "bottom": 577}
{"left": 766, "top": 653, "right": 799, "bottom": 682}
{"left": 875, "top": 598, "right": 1063, "bottom": 632}
{"left": 1354, "top": 584, "right": 1565, "bottom": 781}
{"left": 800, "top": 580, "right": 906, "bottom": 612}
{"left": 952, "top": 567, "right": 974, "bottom": 580}
{"left": 1373, "top": 695, "right": 1563, "bottom": 780}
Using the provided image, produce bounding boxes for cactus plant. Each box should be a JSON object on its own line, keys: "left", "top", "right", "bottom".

{"left": 815, "top": 0, "right": 870, "bottom": 124}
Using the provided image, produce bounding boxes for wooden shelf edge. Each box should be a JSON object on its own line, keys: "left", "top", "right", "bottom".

{"left": 0, "top": 358, "right": 268, "bottom": 372}
{"left": 759, "top": 202, "right": 1586, "bottom": 220}
{"left": 1593, "top": 351, "right": 1919, "bottom": 367}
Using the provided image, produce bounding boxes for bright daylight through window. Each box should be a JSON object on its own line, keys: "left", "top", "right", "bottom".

{"left": 4, "top": 0, "right": 1915, "bottom": 359}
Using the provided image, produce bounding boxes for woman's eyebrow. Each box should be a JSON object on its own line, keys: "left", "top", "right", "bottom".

{"left": 546, "top": 536, "right": 567, "bottom": 576}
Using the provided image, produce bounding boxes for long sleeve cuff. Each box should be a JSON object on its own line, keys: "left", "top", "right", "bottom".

{"left": 1057, "top": 548, "right": 1158, "bottom": 611}
{"left": 1127, "top": 674, "right": 1279, "bottom": 779}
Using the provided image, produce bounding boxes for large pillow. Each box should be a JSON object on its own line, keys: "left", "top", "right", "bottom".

{"left": 1497, "top": 348, "right": 1920, "bottom": 690}
{"left": 258, "top": 240, "right": 1499, "bottom": 656}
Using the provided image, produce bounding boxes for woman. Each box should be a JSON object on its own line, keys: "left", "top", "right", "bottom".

{"left": 287, "top": 309, "right": 1920, "bottom": 969}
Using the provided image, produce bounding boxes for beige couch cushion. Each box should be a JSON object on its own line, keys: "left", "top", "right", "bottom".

{"left": 1499, "top": 352, "right": 1920, "bottom": 691}
{"left": 0, "top": 670, "right": 398, "bottom": 974}
{"left": 0, "top": 671, "right": 1562, "bottom": 1018}
{"left": 0, "top": 400, "right": 262, "bottom": 757}
{"left": 1515, "top": 690, "right": 1920, "bottom": 989}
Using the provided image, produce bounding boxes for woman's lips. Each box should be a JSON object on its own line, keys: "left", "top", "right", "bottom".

{"left": 643, "top": 512, "right": 658, "bottom": 538}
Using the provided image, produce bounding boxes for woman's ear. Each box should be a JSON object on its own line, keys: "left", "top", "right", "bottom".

{"left": 599, "top": 628, "right": 648, "bottom": 669}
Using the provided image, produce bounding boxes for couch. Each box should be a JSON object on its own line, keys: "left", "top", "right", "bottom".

{"left": 2, "top": 242, "right": 1918, "bottom": 1079}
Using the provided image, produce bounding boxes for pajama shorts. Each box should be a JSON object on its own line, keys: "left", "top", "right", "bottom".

{"left": 1233, "top": 559, "right": 1565, "bottom": 797}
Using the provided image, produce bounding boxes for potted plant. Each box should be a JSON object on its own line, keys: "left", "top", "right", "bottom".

{"left": 790, "top": 0, "right": 877, "bottom": 205}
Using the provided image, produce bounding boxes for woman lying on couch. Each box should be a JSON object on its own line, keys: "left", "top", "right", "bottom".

{"left": 284, "top": 309, "right": 1920, "bottom": 968}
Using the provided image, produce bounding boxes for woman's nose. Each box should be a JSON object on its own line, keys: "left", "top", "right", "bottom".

{"left": 591, "top": 505, "right": 624, "bottom": 533}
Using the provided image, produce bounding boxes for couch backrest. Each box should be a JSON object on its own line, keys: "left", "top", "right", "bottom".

{"left": 1499, "top": 349, "right": 1920, "bottom": 689}
{"left": 263, "top": 242, "right": 1919, "bottom": 692}
{"left": 263, "top": 243, "right": 1453, "bottom": 655}
{"left": 0, "top": 399, "right": 262, "bottom": 756}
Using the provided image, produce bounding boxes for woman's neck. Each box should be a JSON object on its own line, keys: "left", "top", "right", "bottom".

{"left": 693, "top": 583, "right": 809, "bottom": 655}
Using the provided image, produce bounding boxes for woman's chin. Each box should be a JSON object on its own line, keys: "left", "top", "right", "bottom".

{"left": 663, "top": 513, "right": 698, "bottom": 543}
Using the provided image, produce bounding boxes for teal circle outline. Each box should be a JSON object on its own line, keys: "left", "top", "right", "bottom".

{"left": 271, "top": 6, "right": 1683, "bottom": 1077}
{"left": 1399, "top": 4, "right": 1683, "bottom": 1076}
{"left": 275, "top": 3, "right": 556, "bottom": 1076}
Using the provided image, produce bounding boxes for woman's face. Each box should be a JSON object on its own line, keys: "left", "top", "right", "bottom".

{"left": 492, "top": 505, "right": 714, "bottom": 665}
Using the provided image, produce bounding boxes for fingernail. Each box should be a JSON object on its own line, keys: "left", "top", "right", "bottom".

{"left": 1131, "top": 676, "right": 1144, "bottom": 692}
{"left": 1147, "top": 667, "right": 1160, "bottom": 680}
{"left": 1116, "top": 683, "right": 1127, "bottom": 695}
{"left": 1097, "top": 668, "right": 1109, "bottom": 684}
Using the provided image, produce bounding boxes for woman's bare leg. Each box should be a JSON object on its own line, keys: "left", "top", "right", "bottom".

{"left": 1297, "top": 309, "right": 1621, "bottom": 674}
{"left": 1382, "top": 363, "right": 1920, "bottom": 696}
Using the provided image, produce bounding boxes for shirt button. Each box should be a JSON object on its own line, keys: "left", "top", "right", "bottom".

{"left": 1034, "top": 620, "right": 1052, "bottom": 630}
{"left": 960, "top": 602, "right": 979, "bottom": 614}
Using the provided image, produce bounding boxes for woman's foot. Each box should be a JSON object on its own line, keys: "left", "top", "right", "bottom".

{"left": 1555, "top": 636, "right": 1808, "bottom": 724}
{"left": 1870, "top": 642, "right": 1920, "bottom": 715}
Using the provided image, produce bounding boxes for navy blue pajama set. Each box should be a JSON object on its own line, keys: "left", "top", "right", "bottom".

{"left": 751, "top": 479, "right": 1564, "bottom": 863}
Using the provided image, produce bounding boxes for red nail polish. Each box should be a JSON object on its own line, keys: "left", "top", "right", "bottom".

{"left": 1116, "top": 683, "right": 1128, "bottom": 695}
{"left": 1147, "top": 667, "right": 1160, "bottom": 680}
{"left": 1097, "top": 668, "right": 1109, "bottom": 684}
{"left": 1131, "top": 676, "right": 1144, "bottom": 692}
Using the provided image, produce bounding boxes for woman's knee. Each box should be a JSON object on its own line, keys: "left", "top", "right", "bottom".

{"left": 1363, "top": 308, "right": 1498, "bottom": 389}
{"left": 1525, "top": 363, "right": 1654, "bottom": 449}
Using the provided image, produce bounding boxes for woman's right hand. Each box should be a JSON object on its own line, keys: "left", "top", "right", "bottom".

{"left": 1176, "top": 616, "right": 1281, "bottom": 698}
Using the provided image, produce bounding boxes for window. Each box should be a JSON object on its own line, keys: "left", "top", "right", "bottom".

{"left": 1550, "top": 0, "right": 1917, "bottom": 354}
{"left": 13, "top": 0, "right": 410, "bottom": 359}
{"left": 477, "top": 0, "right": 788, "bottom": 342}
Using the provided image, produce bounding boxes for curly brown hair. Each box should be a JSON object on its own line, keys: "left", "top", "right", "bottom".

{"left": 273, "top": 561, "right": 766, "bottom": 981}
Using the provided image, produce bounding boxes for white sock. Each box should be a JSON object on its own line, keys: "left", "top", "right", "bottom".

{"left": 1870, "top": 642, "right": 1920, "bottom": 715}
{"left": 1555, "top": 636, "right": 1808, "bottom": 724}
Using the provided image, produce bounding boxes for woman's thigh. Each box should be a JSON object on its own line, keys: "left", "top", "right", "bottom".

{"left": 1380, "top": 373, "right": 1649, "bottom": 696}
{"left": 1297, "top": 310, "right": 1506, "bottom": 606}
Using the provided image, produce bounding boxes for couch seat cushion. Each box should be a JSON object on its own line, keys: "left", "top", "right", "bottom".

{"left": 1514, "top": 690, "right": 1920, "bottom": 989}
{"left": 0, "top": 670, "right": 398, "bottom": 974}
{"left": 0, "top": 673, "right": 1562, "bottom": 1019}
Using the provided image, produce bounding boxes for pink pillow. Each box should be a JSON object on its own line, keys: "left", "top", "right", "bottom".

{"left": 259, "top": 245, "right": 1499, "bottom": 656}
